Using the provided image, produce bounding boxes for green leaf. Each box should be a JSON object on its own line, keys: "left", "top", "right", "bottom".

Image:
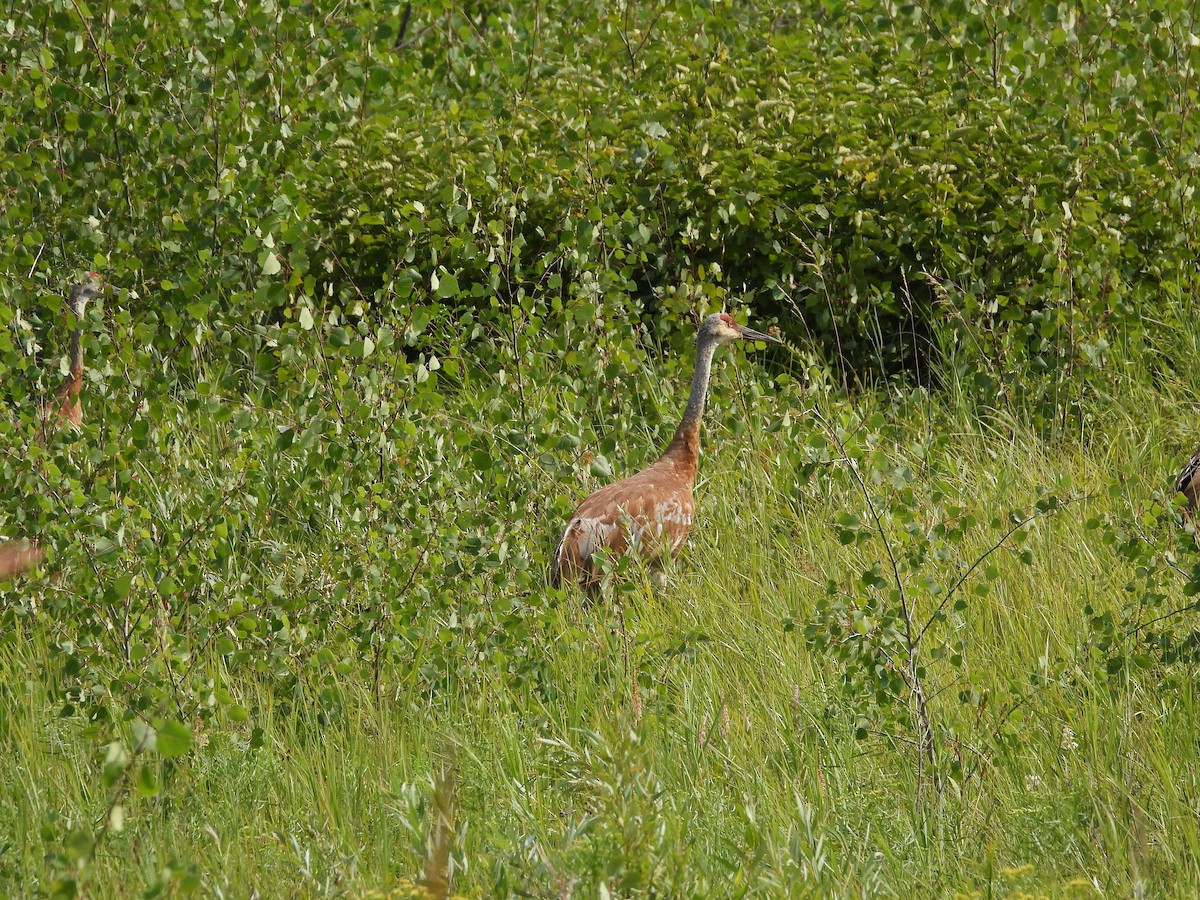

{"left": 435, "top": 273, "right": 459, "bottom": 298}
{"left": 156, "top": 721, "right": 194, "bottom": 758}
{"left": 132, "top": 721, "right": 157, "bottom": 753}
{"left": 134, "top": 765, "right": 161, "bottom": 798}
{"left": 63, "top": 829, "right": 93, "bottom": 861}
{"left": 102, "top": 742, "right": 129, "bottom": 788}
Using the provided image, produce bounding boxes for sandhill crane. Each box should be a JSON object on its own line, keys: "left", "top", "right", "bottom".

{"left": 39, "top": 274, "right": 102, "bottom": 443}
{"left": 1176, "top": 447, "right": 1200, "bottom": 516}
{"left": 552, "top": 312, "right": 781, "bottom": 593}
{"left": 0, "top": 540, "right": 43, "bottom": 580}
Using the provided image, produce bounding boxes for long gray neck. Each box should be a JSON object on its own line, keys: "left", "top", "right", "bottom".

{"left": 68, "top": 324, "right": 83, "bottom": 379}
{"left": 679, "top": 335, "right": 718, "bottom": 433}
{"left": 67, "top": 300, "right": 84, "bottom": 378}
{"left": 67, "top": 290, "right": 87, "bottom": 377}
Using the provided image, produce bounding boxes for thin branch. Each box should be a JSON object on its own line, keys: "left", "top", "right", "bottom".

{"left": 918, "top": 493, "right": 1091, "bottom": 643}
{"left": 394, "top": 2, "right": 412, "bottom": 48}
{"left": 814, "top": 409, "right": 935, "bottom": 772}
{"left": 1127, "top": 599, "right": 1200, "bottom": 637}
{"left": 70, "top": 0, "right": 135, "bottom": 219}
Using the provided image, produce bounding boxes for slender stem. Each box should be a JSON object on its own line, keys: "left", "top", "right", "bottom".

{"left": 917, "top": 494, "right": 1088, "bottom": 643}
{"left": 814, "top": 408, "right": 934, "bottom": 775}
{"left": 1128, "top": 600, "right": 1200, "bottom": 637}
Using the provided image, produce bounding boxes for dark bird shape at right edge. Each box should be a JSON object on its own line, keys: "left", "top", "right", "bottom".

{"left": 552, "top": 312, "right": 782, "bottom": 595}
{"left": 1175, "top": 446, "right": 1200, "bottom": 516}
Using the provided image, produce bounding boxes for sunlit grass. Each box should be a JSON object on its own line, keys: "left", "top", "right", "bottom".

{"left": 5, "top": 372, "right": 1200, "bottom": 897}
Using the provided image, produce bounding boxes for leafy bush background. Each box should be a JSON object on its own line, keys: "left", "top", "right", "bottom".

{"left": 3, "top": 0, "right": 1200, "bottom": 895}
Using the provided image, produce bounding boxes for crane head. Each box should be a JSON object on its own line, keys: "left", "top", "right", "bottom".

{"left": 700, "top": 311, "right": 783, "bottom": 347}
{"left": 67, "top": 273, "right": 103, "bottom": 318}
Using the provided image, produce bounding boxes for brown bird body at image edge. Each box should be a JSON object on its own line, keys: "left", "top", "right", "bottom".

{"left": 0, "top": 540, "right": 43, "bottom": 580}
{"left": 1175, "top": 447, "right": 1200, "bottom": 514}
{"left": 551, "top": 312, "right": 781, "bottom": 592}
{"left": 39, "top": 274, "right": 102, "bottom": 443}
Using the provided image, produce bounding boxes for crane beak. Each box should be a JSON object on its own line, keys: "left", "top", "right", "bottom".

{"left": 738, "top": 325, "right": 783, "bottom": 345}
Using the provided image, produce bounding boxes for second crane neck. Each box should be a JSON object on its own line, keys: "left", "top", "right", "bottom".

{"left": 68, "top": 326, "right": 84, "bottom": 382}
{"left": 664, "top": 335, "right": 719, "bottom": 471}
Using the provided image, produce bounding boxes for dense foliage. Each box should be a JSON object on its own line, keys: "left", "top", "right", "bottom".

{"left": 3, "top": 0, "right": 1200, "bottom": 895}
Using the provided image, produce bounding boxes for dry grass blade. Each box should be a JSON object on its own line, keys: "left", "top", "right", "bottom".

{"left": 423, "top": 762, "right": 457, "bottom": 899}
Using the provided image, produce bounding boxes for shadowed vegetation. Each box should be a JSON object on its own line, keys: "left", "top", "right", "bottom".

{"left": 3, "top": 0, "right": 1200, "bottom": 896}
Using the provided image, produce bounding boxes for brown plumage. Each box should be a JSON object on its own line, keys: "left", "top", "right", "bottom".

{"left": 552, "top": 312, "right": 781, "bottom": 593}
{"left": 39, "top": 274, "right": 102, "bottom": 443}
{"left": 1176, "top": 447, "right": 1200, "bottom": 515}
{"left": 0, "top": 540, "right": 43, "bottom": 580}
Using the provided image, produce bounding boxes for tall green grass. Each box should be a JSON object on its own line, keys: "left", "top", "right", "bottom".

{"left": 5, "top": 357, "right": 1200, "bottom": 898}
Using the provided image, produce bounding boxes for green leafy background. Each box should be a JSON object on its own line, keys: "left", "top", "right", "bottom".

{"left": 3, "top": 0, "right": 1200, "bottom": 895}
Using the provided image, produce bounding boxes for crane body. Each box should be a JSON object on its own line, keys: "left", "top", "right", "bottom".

{"left": 552, "top": 313, "right": 780, "bottom": 592}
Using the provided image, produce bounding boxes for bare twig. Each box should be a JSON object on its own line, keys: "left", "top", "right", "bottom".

{"left": 1127, "top": 599, "right": 1200, "bottom": 637}
{"left": 814, "top": 409, "right": 936, "bottom": 777}
{"left": 918, "top": 494, "right": 1090, "bottom": 643}
{"left": 393, "top": 2, "right": 413, "bottom": 49}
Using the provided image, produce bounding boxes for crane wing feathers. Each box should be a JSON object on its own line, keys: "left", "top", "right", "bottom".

{"left": 1176, "top": 450, "right": 1200, "bottom": 496}
{"left": 554, "top": 463, "right": 694, "bottom": 588}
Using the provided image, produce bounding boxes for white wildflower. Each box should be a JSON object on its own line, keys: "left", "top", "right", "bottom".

{"left": 1061, "top": 726, "right": 1079, "bottom": 752}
